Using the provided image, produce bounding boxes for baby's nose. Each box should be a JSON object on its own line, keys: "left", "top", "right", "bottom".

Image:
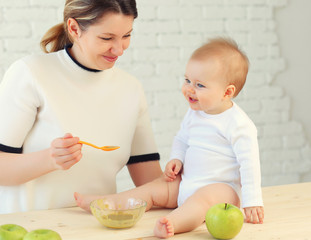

{"left": 188, "top": 86, "right": 195, "bottom": 94}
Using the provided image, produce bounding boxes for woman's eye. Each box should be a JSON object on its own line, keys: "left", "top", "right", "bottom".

{"left": 185, "top": 78, "right": 191, "bottom": 84}
{"left": 123, "top": 34, "right": 131, "bottom": 38}
{"left": 100, "top": 37, "right": 112, "bottom": 41}
{"left": 196, "top": 83, "right": 205, "bottom": 88}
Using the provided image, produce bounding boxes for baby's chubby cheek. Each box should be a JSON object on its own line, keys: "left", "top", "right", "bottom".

{"left": 181, "top": 87, "right": 188, "bottom": 98}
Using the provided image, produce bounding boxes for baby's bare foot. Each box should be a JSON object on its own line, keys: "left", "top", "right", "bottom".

{"left": 74, "top": 192, "right": 100, "bottom": 212}
{"left": 154, "top": 217, "right": 174, "bottom": 239}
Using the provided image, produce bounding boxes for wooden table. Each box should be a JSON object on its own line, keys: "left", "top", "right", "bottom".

{"left": 1, "top": 182, "right": 311, "bottom": 240}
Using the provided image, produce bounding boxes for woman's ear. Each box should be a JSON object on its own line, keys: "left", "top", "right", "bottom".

{"left": 224, "top": 84, "right": 236, "bottom": 99}
{"left": 67, "top": 18, "right": 81, "bottom": 40}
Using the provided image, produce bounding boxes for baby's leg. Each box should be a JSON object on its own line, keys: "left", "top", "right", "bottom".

{"left": 75, "top": 175, "right": 181, "bottom": 212}
{"left": 154, "top": 183, "right": 240, "bottom": 238}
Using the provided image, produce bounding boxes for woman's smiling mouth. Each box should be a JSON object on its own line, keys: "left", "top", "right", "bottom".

{"left": 103, "top": 56, "right": 118, "bottom": 62}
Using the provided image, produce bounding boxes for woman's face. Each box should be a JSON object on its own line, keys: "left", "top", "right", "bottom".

{"left": 70, "top": 12, "right": 134, "bottom": 70}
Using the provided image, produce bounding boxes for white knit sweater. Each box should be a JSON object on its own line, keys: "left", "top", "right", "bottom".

{"left": 0, "top": 49, "right": 158, "bottom": 213}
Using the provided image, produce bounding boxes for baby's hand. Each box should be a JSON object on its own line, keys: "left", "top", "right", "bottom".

{"left": 164, "top": 159, "right": 183, "bottom": 182}
{"left": 244, "top": 206, "right": 264, "bottom": 224}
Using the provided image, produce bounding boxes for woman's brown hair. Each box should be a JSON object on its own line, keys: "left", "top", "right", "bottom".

{"left": 40, "top": 0, "right": 137, "bottom": 53}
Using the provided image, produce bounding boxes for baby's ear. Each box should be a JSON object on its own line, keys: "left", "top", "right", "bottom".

{"left": 224, "top": 84, "right": 236, "bottom": 98}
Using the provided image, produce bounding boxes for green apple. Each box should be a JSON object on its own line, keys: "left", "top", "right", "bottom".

{"left": 205, "top": 203, "right": 244, "bottom": 239}
{"left": 23, "top": 229, "right": 62, "bottom": 240}
{"left": 0, "top": 224, "right": 28, "bottom": 240}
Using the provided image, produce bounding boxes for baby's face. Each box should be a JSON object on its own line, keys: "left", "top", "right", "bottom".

{"left": 182, "top": 58, "right": 232, "bottom": 114}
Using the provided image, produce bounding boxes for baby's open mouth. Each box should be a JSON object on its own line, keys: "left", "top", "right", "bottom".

{"left": 189, "top": 97, "right": 198, "bottom": 103}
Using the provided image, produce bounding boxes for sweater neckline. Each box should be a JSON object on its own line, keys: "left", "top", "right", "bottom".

{"left": 65, "top": 45, "right": 102, "bottom": 73}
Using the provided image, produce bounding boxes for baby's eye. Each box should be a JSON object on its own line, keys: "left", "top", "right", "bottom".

{"left": 196, "top": 83, "right": 205, "bottom": 88}
{"left": 185, "top": 78, "right": 191, "bottom": 84}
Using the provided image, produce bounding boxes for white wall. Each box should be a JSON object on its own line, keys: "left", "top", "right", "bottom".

{"left": 0, "top": 0, "right": 310, "bottom": 192}
{"left": 275, "top": 0, "right": 311, "bottom": 181}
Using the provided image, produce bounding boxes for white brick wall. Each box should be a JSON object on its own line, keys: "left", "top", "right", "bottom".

{"left": 0, "top": 0, "right": 310, "bottom": 192}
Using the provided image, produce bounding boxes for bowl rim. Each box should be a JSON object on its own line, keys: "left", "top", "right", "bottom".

{"left": 90, "top": 197, "right": 147, "bottom": 213}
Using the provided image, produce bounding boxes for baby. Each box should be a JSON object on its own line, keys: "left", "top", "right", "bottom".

{"left": 75, "top": 37, "right": 264, "bottom": 238}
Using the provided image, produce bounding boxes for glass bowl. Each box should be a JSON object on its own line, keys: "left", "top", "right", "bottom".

{"left": 90, "top": 198, "right": 147, "bottom": 229}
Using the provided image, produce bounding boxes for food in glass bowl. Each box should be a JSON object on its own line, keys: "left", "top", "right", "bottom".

{"left": 90, "top": 198, "right": 147, "bottom": 229}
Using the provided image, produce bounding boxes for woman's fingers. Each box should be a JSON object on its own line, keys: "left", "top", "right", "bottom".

{"left": 50, "top": 133, "right": 82, "bottom": 170}
{"left": 52, "top": 134, "right": 79, "bottom": 149}
{"left": 51, "top": 143, "right": 82, "bottom": 157}
{"left": 58, "top": 152, "right": 83, "bottom": 170}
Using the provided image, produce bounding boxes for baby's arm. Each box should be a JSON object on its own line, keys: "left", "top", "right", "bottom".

{"left": 244, "top": 206, "right": 264, "bottom": 224}
{"left": 164, "top": 159, "right": 183, "bottom": 182}
{"left": 229, "top": 112, "right": 264, "bottom": 223}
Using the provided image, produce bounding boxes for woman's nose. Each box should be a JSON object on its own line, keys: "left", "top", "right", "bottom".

{"left": 111, "top": 40, "right": 124, "bottom": 56}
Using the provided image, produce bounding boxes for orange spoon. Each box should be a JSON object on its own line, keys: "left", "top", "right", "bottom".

{"left": 78, "top": 140, "right": 120, "bottom": 151}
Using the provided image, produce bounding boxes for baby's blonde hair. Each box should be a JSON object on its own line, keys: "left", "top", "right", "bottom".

{"left": 191, "top": 37, "right": 249, "bottom": 97}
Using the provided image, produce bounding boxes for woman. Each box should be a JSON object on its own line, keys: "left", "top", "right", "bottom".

{"left": 0, "top": 0, "right": 162, "bottom": 214}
